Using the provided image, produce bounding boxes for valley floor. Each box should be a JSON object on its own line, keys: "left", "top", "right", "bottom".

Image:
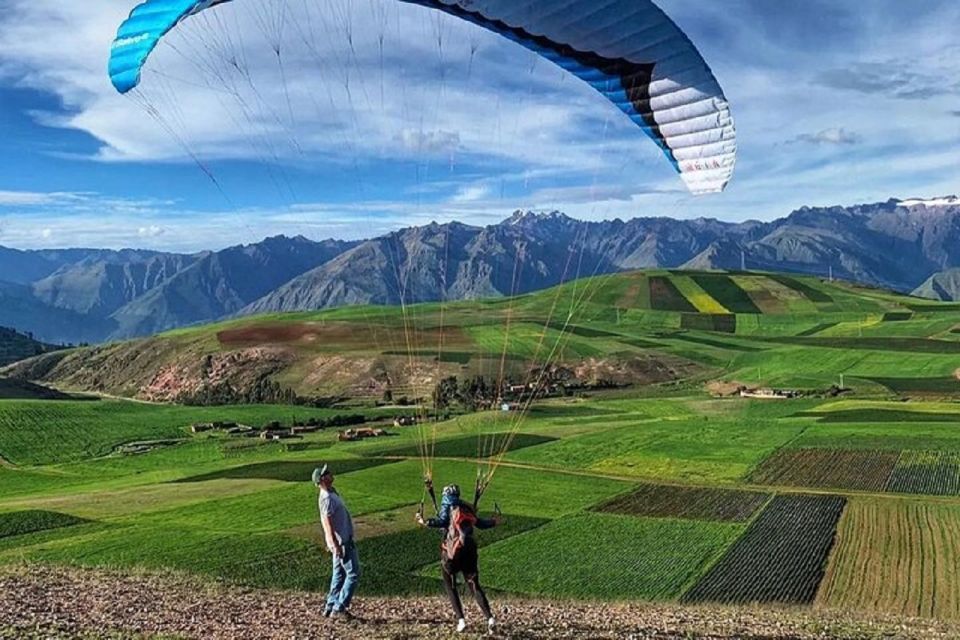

{"left": 2, "top": 565, "right": 957, "bottom": 640}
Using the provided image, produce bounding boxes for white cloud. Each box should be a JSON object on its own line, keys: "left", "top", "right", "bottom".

{"left": 40, "top": 228, "right": 52, "bottom": 239}
{"left": 395, "top": 129, "right": 461, "bottom": 155}
{"left": 452, "top": 183, "right": 491, "bottom": 203}
{"left": 0, "top": 190, "right": 59, "bottom": 206}
{"left": 788, "top": 128, "right": 862, "bottom": 146}
{"left": 138, "top": 225, "right": 165, "bottom": 238}
{"left": 0, "top": 0, "right": 957, "bottom": 233}
{"left": 0, "top": 0, "right": 649, "bottom": 179}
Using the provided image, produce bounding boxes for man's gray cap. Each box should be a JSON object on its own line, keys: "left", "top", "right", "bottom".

{"left": 312, "top": 464, "right": 330, "bottom": 484}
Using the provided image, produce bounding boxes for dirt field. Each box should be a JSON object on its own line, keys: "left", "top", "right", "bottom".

{"left": 2, "top": 565, "right": 958, "bottom": 639}
{"left": 817, "top": 500, "right": 960, "bottom": 619}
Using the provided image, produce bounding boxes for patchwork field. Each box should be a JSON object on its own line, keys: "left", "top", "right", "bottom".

{"left": 748, "top": 448, "right": 900, "bottom": 492}
{"left": 6, "top": 269, "right": 959, "bottom": 400}
{"left": 479, "top": 512, "right": 743, "bottom": 600}
{"left": 887, "top": 451, "right": 960, "bottom": 496}
{"left": 595, "top": 483, "right": 770, "bottom": 523}
{"left": 818, "top": 500, "right": 960, "bottom": 619}
{"left": 683, "top": 495, "right": 847, "bottom": 605}
{"left": 2, "top": 269, "right": 960, "bottom": 625}
{"left": 1, "top": 388, "right": 955, "bottom": 621}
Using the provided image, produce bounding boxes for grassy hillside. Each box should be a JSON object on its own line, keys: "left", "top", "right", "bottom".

{"left": 5, "top": 269, "right": 957, "bottom": 403}
{"left": 0, "top": 326, "right": 60, "bottom": 368}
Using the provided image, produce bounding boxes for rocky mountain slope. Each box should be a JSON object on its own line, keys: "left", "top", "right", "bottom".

{"left": 913, "top": 268, "right": 960, "bottom": 302}
{"left": 2, "top": 196, "right": 959, "bottom": 343}
{"left": 0, "top": 236, "right": 355, "bottom": 343}
{"left": 247, "top": 198, "right": 960, "bottom": 313}
{"left": 689, "top": 197, "right": 960, "bottom": 293}
{"left": 245, "top": 213, "right": 738, "bottom": 313}
{"left": 108, "top": 236, "right": 356, "bottom": 338}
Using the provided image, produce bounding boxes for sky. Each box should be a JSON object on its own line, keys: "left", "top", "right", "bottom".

{"left": 0, "top": 0, "right": 957, "bottom": 252}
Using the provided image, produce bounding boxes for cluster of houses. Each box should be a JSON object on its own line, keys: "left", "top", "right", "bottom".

{"left": 337, "top": 427, "right": 389, "bottom": 442}
{"left": 190, "top": 419, "right": 341, "bottom": 441}
{"left": 738, "top": 387, "right": 799, "bottom": 400}
{"left": 190, "top": 413, "right": 417, "bottom": 443}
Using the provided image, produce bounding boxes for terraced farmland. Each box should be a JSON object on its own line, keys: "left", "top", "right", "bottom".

{"left": 762, "top": 336, "right": 960, "bottom": 353}
{"left": 649, "top": 276, "right": 698, "bottom": 313}
{"left": 733, "top": 275, "right": 819, "bottom": 314}
{"left": 766, "top": 275, "right": 834, "bottom": 303}
{"left": 748, "top": 449, "right": 899, "bottom": 492}
{"left": 818, "top": 500, "right": 960, "bottom": 619}
{"left": 690, "top": 274, "right": 762, "bottom": 314}
{"left": 679, "top": 313, "right": 737, "bottom": 333}
{"left": 667, "top": 333, "right": 763, "bottom": 352}
{"left": 683, "top": 495, "right": 846, "bottom": 605}
{"left": 670, "top": 275, "right": 729, "bottom": 314}
{"left": 595, "top": 483, "right": 770, "bottom": 523}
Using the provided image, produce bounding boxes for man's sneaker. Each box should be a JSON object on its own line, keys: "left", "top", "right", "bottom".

{"left": 487, "top": 617, "right": 496, "bottom": 633}
{"left": 332, "top": 609, "right": 356, "bottom": 622}
{"left": 456, "top": 618, "right": 467, "bottom": 633}
{"left": 323, "top": 606, "right": 333, "bottom": 618}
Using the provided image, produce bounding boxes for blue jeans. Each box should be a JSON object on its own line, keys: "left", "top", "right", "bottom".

{"left": 327, "top": 540, "right": 360, "bottom": 612}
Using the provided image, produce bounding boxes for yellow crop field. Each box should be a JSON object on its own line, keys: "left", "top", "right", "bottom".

{"left": 817, "top": 499, "right": 960, "bottom": 619}
{"left": 670, "top": 275, "right": 729, "bottom": 314}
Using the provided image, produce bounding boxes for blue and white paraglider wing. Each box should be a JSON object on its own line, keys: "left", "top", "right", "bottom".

{"left": 109, "top": 0, "right": 232, "bottom": 95}
{"left": 108, "top": 0, "right": 736, "bottom": 194}
{"left": 409, "top": 0, "right": 737, "bottom": 195}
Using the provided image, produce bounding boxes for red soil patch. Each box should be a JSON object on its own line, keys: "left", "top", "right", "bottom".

{"left": 141, "top": 347, "right": 294, "bottom": 403}
{"left": 218, "top": 322, "right": 470, "bottom": 350}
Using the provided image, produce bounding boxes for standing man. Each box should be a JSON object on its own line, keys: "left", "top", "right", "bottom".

{"left": 313, "top": 464, "right": 359, "bottom": 621}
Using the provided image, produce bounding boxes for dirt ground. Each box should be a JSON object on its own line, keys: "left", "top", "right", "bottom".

{"left": 2, "top": 565, "right": 958, "bottom": 640}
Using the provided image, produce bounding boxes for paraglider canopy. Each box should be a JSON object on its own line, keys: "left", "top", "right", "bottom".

{"left": 109, "top": 0, "right": 736, "bottom": 194}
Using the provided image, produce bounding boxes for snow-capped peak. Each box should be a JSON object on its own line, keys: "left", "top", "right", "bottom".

{"left": 898, "top": 196, "right": 959, "bottom": 208}
{"left": 505, "top": 210, "right": 572, "bottom": 225}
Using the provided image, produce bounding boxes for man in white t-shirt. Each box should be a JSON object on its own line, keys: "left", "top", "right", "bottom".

{"left": 313, "top": 464, "right": 359, "bottom": 620}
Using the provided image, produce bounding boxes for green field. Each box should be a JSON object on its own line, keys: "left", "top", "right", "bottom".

{"left": 2, "top": 269, "right": 960, "bottom": 622}
{"left": 479, "top": 512, "right": 742, "bottom": 600}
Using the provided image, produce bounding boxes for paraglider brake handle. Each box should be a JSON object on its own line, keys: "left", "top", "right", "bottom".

{"left": 424, "top": 475, "right": 440, "bottom": 515}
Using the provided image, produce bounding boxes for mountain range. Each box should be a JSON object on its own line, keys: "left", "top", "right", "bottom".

{"left": 2, "top": 196, "right": 958, "bottom": 344}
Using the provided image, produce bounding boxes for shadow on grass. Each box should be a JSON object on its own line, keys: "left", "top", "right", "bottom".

{"left": 357, "top": 434, "right": 556, "bottom": 459}
{"left": 172, "top": 458, "right": 398, "bottom": 484}
{"left": 0, "top": 510, "right": 91, "bottom": 539}
{"left": 796, "top": 409, "right": 960, "bottom": 423}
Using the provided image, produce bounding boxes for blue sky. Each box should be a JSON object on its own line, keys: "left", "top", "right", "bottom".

{"left": 0, "top": 0, "right": 957, "bottom": 252}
